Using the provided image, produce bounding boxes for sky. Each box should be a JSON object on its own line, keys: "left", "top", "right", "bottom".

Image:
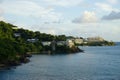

{"left": 0, "top": 0, "right": 120, "bottom": 41}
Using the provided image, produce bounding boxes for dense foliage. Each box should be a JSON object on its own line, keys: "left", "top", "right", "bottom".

{"left": 0, "top": 21, "right": 68, "bottom": 67}
{"left": 0, "top": 21, "right": 114, "bottom": 68}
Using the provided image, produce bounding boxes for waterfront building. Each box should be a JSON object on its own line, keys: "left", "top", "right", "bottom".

{"left": 27, "top": 38, "right": 38, "bottom": 43}
{"left": 57, "top": 41, "right": 66, "bottom": 46}
{"left": 66, "top": 39, "right": 75, "bottom": 48}
{"left": 74, "top": 38, "right": 84, "bottom": 44}
{"left": 41, "top": 41, "right": 51, "bottom": 46}
{"left": 87, "top": 37, "right": 104, "bottom": 42}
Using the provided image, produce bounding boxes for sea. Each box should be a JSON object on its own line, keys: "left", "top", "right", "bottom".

{"left": 0, "top": 42, "right": 120, "bottom": 80}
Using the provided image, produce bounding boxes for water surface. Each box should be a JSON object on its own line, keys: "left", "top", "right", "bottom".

{"left": 0, "top": 45, "right": 120, "bottom": 80}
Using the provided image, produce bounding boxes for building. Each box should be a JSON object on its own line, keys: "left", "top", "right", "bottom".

{"left": 87, "top": 37, "right": 104, "bottom": 42}
{"left": 41, "top": 41, "right": 51, "bottom": 46}
{"left": 57, "top": 41, "right": 66, "bottom": 46}
{"left": 14, "top": 33, "right": 21, "bottom": 37}
{"left": 27, "top": 38, "right": 38, "bottom": 43}
{"left": 74, "top": 38, "right": 83, "bottom": 44}
{"left": 66, "top": 39, "right": 75, "bottom": 48}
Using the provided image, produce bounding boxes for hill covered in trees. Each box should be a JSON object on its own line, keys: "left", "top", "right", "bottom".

{"left": 0, "top": 21, "right": 115, "bottom": 69}
{"left": 0, "top": 21, "right": 82, "bottom": 69}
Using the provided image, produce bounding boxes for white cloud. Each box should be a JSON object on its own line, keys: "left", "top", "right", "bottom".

{"left": 44, "top": 0, "right": 83, "bottom": 7}
{"left": 0, "top": 0, "right": 62, "bottom": 23}
{"left": 95, "top": 3, "right": 119, "bottom": 12}
{"left": 0, "top": 7, "right": 5, "bottom": 21}
{"left": 107, "top": 0, "right": 118, "bottom": 4}
{"left": 72, "top": 11, "right": 98, "bottom": 23}
{"left": 0, "top": 8, "right": 3, "bottom": 15}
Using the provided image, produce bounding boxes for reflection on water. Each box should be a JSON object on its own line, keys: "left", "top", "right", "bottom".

{"left": 0, "top": 45, "right": 120, "bottom": 80}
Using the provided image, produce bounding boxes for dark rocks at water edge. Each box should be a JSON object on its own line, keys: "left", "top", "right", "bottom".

{"left": 40, "top": 46, "right": 84, "bottom": 54}
{"left": 55, "top": 46, "right": 84, "bottom": 53}
{"left": 0, "top": 46, "right": 83, "bottom": 70}
{"left": 0, "top": 56, "right": 30, "bottom": 70}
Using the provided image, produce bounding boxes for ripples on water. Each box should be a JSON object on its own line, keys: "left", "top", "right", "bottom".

{"left": 0, "top": 45, "right": 120, "bottom": 80}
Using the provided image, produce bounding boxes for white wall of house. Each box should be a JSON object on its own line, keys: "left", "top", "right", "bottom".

{"left": 74, "top": 38, "right": 83, "bottom": 44}
{"left": 27, "top": 39, "right": 38, "bottom": 43}
{"left": 42, "top": 42, "right": 51, "bottom": 46}
{"left": 66, "top": 39, "right": 74, "bottom": 48}
{"left": 57, "top": 41, "right": 66, "bottom": 46}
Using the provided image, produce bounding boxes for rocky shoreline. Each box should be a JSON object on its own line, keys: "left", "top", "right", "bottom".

{"left": 0, "top": 55, "right": 31, "bottom": 70}
{"left": 0, "top": 46, "right": 83, "bottom": 70}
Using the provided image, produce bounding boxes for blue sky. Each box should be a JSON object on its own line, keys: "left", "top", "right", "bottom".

{"left": 0, "top": 0, "right": 120, "bottom": 41}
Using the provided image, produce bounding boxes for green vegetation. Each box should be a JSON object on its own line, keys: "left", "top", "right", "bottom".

{"left": 0, "top": 21, "right": 114, "bottom": 68}
{"left": 0, "top": 21, "right": 27, "bottom": 68}
{"left": 0, "top": 21, "right": 79, "bottom": 68}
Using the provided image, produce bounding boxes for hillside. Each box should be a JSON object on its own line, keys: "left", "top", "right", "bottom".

{"left": 0, "top": 21, "right": 82, "bottom": 69}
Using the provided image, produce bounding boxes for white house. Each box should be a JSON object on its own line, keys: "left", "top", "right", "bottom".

{"left": 57, "top": 41, "right": 66, "bottom": 46}
{"left": 66, "top": 39, "right": 75, "bottom": 48}
{"left": 74, "top": 38, "right": 83, "bottom": 44}
{"left": 27, "top": 38, "right": 38, "bottom": 43}
{"left": 41, "top": 41, "right": 51, "bottom": 46}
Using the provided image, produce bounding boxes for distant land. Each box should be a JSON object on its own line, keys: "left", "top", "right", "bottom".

{"left": 0, "top": 21, "right": 83, "bottom": 69}
{"left": 115, "top": 42, "right": 120, "bottom": 46}
{"left": 0, "top": 21, "right": 115, "bottom": 69}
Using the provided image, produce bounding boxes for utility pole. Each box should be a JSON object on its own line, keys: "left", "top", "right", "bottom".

{"left": 51, "top": 35, "right": 56, "bottom": 53}
{"left": 52, "top": 40, "right": 56, "bottom": 52}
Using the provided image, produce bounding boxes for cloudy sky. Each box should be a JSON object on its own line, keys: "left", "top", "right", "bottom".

{"left": 0, "top": 0, "right": 120, "bottom": 41}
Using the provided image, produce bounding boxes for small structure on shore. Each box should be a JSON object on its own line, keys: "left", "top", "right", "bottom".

{"left": 27, "top": 38, "right": 38, "bottom": 43}
{"left": 41, "top": 41, "right": 51, "bottom": 46}
{"left": 41, "top": 39, "right": 83, "bottom": 54}
{"left": 66, "top": 39, "right": 75, "bottom": 48}
{"left": 87, "top": 36, "right": 104, "bottom": 42}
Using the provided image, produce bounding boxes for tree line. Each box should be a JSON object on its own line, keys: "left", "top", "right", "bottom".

{"left": 0, "top": 21, "right": 70, "bottom": 67}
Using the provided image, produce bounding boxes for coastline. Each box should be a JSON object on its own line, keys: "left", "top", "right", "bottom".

{"left": 0, "top": 56, "right": 30, "bottom": 70}
{"left": 0, "top": 46, "right": 83, "bottom": 70}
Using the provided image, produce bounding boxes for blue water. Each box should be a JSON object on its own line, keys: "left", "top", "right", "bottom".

{"left": 0, "top": 44, "right": 120, "bottom": 80}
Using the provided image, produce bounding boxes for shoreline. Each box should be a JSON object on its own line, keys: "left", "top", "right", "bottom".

{"left": 0, "top": 46, "right": 83, "bottom": 70}
{"left": 0, "top": 57, "right": 30, "bottom": 70}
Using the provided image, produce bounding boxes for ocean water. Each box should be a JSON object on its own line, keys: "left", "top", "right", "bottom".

{"left": 0, "top": 43, "right": 120, "bottom": 80}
